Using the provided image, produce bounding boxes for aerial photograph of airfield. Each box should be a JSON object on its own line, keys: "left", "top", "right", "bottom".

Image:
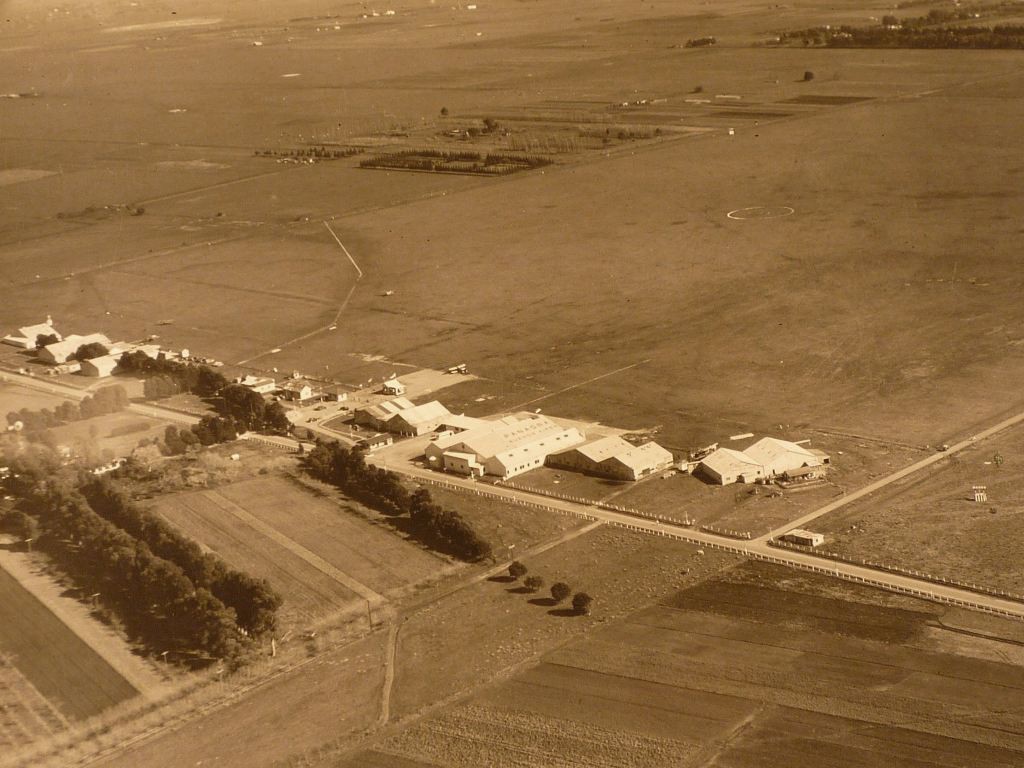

{"left": 1, "top": 0, "right": 1024, "bottom": 765}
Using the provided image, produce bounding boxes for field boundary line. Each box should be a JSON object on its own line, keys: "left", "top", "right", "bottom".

{"left": 324, "top": 221, "right": 363, "bottom": 278}
{"left": 511, "top": 359, "right": 651, "bottom": 409}
{"left": 378, "top": 621, "right": 398, "bottom": 727}
{"left": 235, "top": 224, "right": 363, "bottom": 365}
{"left": 200, "top": 491, "right": 384, "bottom": 606}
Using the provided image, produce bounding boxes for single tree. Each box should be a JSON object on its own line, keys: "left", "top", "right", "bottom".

{"left": 74, "top": 342, "right": 109, "bottom": 361}
{"left": 440, "top": 106, "right": 449, "bottom": 116}
{"left": 572, "top": 592, "right": 593, "bottom": 616}
{"left": 523, "top": 575, "right": 544, "bottom": 593}
{"left": 508, "top": 560, "right": 527, "bottom": 581}
{"left": 803, "top": 70, "right": 815, "bottom": 81}
{"left": 550, "top": 582, "right": 571, "bottom": 604}
{"left": 35, "top": 333, "right": 59, "bottom": 348}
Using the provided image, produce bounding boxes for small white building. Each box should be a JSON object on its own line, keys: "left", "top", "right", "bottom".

{"left": 697, "top": 448, "right": 765, "bottom": 485}
{"left": 238, "top": 375, "right": 277, "bottom": 394}
{"left": 381, "top": 377, "right": 406, "bottom": 396}
{"left": 79, "top": 354, "right": 120, "bottom": 378}
{"left": 358, "top": 433, "right": 394, "bottom": 452}
{"left": 781, "top": 529, "right": 824, "bottom": 547}
{"left": 322, "top": 385, "right": 349, "bottom": 402}
{"left": 280, "top": 379, "right": 316, "bottom": 402}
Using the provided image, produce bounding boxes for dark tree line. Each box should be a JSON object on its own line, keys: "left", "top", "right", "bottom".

{"left": 119, "top": 353, "right": 287, "bottom": 433}
{"left": 304, "top": 442, "right": 492, "bottom": 562}
{"left": 219, "top": 384, "right": 289, "bottom": 433}
{"left": 81, "top": 478, "right": 282, "bottom": 637}
{"left": 6, "top": 385, "right": 129, "bottom": 433}
{"left": 780, "top": 11, "right": 1024, "bottom": 49}
{"left": 118, "top": 351, "right": 228, "bottom": 398}
{"left": 17, "top": 480, "right": 245, "bottom": 660}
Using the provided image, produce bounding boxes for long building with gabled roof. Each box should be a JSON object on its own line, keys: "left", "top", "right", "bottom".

{"left": 547, "top": 435, "right": 674, "bottom": 481}
{"left": 425, "top": 413, "right": 585, "bottom": 479}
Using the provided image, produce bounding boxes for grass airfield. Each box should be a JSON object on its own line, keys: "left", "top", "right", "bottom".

{"left": 3, "top": 0, "right": 1024, "bottom": 765}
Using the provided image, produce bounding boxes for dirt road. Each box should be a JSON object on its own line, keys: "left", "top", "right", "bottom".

{"left": 368, "top": 448, "right": 1024, "bottom": 621}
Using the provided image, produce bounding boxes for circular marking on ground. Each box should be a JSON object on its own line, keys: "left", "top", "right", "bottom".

{"left": 726, "top": 206, "right": 795, "bottom": 220}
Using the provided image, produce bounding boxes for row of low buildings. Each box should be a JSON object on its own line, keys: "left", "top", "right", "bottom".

{"left": 236, "top": 374, "right": 348, "bottom": 403}
{"left": 695, "top": 437, "right": 829, "bottom": 485}
{"left": 351, "top": 395, "right": 674, "bottom": 482}
{"left": 4, "top": 320, "right": 167, "bottom": 378}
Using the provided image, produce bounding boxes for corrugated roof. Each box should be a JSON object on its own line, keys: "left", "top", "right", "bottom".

{"left": 700, "top": 447, "right": 763, "bottom": 475}
{"left": 40, "top": 333, "right": 110, "bottom": 361}
{"left": 610, "top": 441, "right": 674, "bottom": 472}
{"left": 392, "top": 400, "right": 451, "bottom": 427}
{"left": 574, "top": 436, "right": 634, "bottom": 463}
{"left": 743, "top": 437, "right": 818, "bottom": 467}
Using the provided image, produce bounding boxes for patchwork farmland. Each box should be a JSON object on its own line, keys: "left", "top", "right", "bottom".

{"left": 356, "top": 562, "right": 1024, "bottom": 768}
{"left": 2, "top": 0, "right": 1024, "bottom": 765}
{"left": 0, "top": 566, "right": 137, "bottom": 747}
{"left": 150, "top": 476, "right": 447, "bottom": 626}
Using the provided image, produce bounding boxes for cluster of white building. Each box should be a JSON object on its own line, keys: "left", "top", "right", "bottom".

{"left": 696, "top": 437, "right": 829, "bottom": 485}
{"left": 352, "top": 395, "right": 674, "bottom": 482}
{"left": 236, "top": 374, "right": 347, "bottom": 403}
{"left": 3, "top": 319, "right": 168, "bottom": 378}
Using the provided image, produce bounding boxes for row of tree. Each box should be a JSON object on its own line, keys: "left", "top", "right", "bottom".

{"left": 20, "top": 481, "right": 247, "bottom": 659}
{"left": 81, "top": 478, "right": 282, "bottom": 636}
{"left": 161, "top": 416, "right": 238, "bottom": 455}
{"left": 5, "top": 385, "right": 130, "bottom": 433}
{"left": 507, "top": 560, "right": 593, "bottom": 615}
{"left": 219, "top": 384, "right": 290, "bottom": 433}
{"left": 118, "top": 353, "right": 288, "bottom": 433}
{"left": 781, "top": 20, "right": 1024, "bottom": 48}
{"left": 118, "top": 351, "right": 228, "bottom": 398}
{"left": 303, "top": 441, "right": 492, "bottom": 562}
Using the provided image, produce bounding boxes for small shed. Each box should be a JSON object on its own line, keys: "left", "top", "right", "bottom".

{"left": 358, "top": 433, "right": 394, "bottom": 452}
{"left": 381, "top": 378, "right": 406, "bottom": 396}
{"left": 781, "top": 529, "right": 824, "bottom": 547}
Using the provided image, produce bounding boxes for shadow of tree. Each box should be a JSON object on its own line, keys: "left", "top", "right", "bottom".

{"left": 528, "top": 597, "right": 557, "bottom": 607}
{"left": 548, "top": 608, "right": 580, "bottom": 618}
{"left": 507, "top": 586, "right": 533, "bottom": 594}
{"left": 488, "top": 575, "right": 515, "bottom": 583}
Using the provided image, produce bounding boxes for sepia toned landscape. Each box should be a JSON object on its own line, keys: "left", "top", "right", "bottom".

{"left": 2, "top": 0, "right": 1024, "bottom": 766}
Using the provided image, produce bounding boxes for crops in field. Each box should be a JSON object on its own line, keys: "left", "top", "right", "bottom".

{"left": 0, "top": 567, "right": 137, "bottom": 724}
{"left": 362, "top": 562, "right": 1024, "bottom": 767}
{"left": 151, "top": 476, "right": 445, "bottom": 626}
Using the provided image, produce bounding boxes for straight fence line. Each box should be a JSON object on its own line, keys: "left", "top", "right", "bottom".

{"left": 417, "top": 476, "right": 1024, "bottom": 622}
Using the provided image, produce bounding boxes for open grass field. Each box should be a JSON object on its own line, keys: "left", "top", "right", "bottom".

{"left": 0, "top": 381, "right": 73, "bottom": 416}
{"left": 387, "top": 527, "right": 739, "bottom": 721}
{"left": 359, "top": 561, "right": 1024, "bottom": 768}
{"left": 0, "top": 566, "right": 138, "bottom": 724}
{"left": 812, "top": 421, "right": 1024, "bottom": 594}
{"left": 93, "top": 631, "right": 388, "bottom": 768}
{"left": 47, "top": 411, "right": 169, "bottom": 459}
{"left": 150, "top": 474, "right": 446, "bottom": 626}
{"left": 3, "top": 0, "right": 1024, "bottom": 765}
{"left": 1, "top": 0, "right": 1022, "bottom": 461}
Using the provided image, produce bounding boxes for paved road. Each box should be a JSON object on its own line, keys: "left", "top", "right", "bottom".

{"left": 758, "top": 407, "right": 1024, "bottom": 542}
{"left": 368, "top": 448, "right": 1024, "bottom": 622}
